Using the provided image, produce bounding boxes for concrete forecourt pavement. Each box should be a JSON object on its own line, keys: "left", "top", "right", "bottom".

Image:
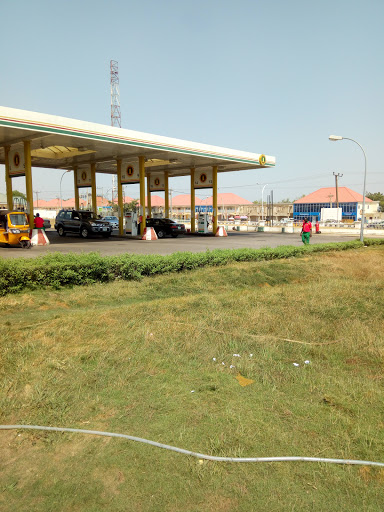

{"left": 1, "top": 230, "right": 382, "bottom": 259}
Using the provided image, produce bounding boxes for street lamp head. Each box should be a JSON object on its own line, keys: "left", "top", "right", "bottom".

{"left": 329, "top": 135, "right": 343, "bottom": 141}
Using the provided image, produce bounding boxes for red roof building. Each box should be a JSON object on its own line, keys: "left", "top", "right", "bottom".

{"left": 294, "top": 187, "right": 372, "bottom": 204}
{"left": 293, "top": 187, "right": 378, "bottom": 222}
{"left": 33, "top": 196, "right": 110, "bottom": 209}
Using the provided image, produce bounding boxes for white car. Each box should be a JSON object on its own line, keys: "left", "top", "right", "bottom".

{"left": 103, "top": 216, "right": 119, "bottom": 229}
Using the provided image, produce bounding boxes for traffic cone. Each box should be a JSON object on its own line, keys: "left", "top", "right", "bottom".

{"left": 141, "top": 227, "right": 158, "bottom": 240}
{"left": 29, "top": 229, "right": 50, "bottom": 246}
{"left": 215, "top": 226, "right": 228, "bottom": 237}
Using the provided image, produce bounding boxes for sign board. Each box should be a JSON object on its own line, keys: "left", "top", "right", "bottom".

{"left": 121, "top": 162, "right": 140, "bottom": 184}
{"left": 149, "top": 173, "right": 165, "bottom": 191}
{"left": 194, "top": 169, "right": 213, "bottom": 189}
{"left": 195, "top": 205, "right": 213, "bottom": 213}
{"left": 320, "top": 207, "right": 342, "bottom": 222}
{"left": 9, "top": 148, "right": 25, "bottom": 176}
{"left": 76, "top": 167, "right": 92, "bottom": 188}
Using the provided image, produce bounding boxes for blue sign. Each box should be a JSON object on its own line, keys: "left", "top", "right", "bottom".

{"left": 195, "top": 206, "right": 213, "bottom": 213}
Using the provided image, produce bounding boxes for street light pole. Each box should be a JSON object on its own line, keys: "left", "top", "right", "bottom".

{"left": 60, "top": 170, "right": 71, "bottom": 209}
{"left": 261, "top": 183, "right": 268, "bottom": 221}
{"left": 329, "top": 135, "right": 367, "bottom": 242}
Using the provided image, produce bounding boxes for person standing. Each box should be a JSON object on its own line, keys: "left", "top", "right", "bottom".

{"left": 301, "top": 217, "right": 312, "bottom": 245}
{"left": 34, "top": 213, "right": 44, "bottom": 229}
{"left": 315, "top": 220, "right": 321, "bottom": 234}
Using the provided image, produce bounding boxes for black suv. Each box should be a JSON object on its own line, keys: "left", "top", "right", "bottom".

{"left": 55, "top": 210, "right": 113, "bottom": 238}
{"left": 145, "top": 218, "right": 186, "bottom": 238}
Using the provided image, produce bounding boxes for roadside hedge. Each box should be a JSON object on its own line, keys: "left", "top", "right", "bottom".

{"left": 0, "top": 238, "right": 383, "bottom": 296}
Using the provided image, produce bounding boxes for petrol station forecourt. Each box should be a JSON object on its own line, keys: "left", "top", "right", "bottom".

{"left": 0, "top": 105, "right": 275, "bottom": 239}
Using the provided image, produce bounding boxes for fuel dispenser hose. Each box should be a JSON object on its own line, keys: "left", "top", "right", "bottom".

{"left": 1, "top": 425, "right": 383, "bottom": 467}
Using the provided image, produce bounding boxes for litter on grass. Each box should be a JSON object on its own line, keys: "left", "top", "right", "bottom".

{"left": 233, "top": 354, "right": 241, "bottom": 357}
{"left": 293, "top": 363, "right": 300, "bottom": 367}
{"left": 304, "top": 360, "right": 310, "bottom": 364}
{"left": 236, "top": 374, "right": 255, "bottom": 387}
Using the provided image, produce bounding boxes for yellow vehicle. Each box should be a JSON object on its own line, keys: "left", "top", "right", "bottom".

{"left": 0, "top": 210, "right": 31, "bottom": 249}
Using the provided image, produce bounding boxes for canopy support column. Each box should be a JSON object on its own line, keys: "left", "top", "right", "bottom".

{"left": 116, "top": 159, "right": 124, "bottom": 236}
{"left": 91, "top": 163, "right": 97, "bottom": 214}
{"left": 73, "top": 167, "right": 79, "bottom": 210}
{"left": 164, "top": 171, "right": 169, "bottom": 218}
{"left": 139, "top": 156, "right": 146, "bottom": 236}
{"left": 24, "top": 141, "right": 33, "bottom": 228}
{"left": 190, "top": 168, "right": 195, "bottom": 233}
{"left": 212, "top": 165, "right": 218, "bottom": 234}
{"left": 4, "top": 146, "right": 13, "bottom": 210}
{"left": 147, "top": 173, "right": 152, "bottom": 219}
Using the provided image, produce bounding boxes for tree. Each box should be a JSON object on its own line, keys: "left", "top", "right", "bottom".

{"left": 124, "top": 199, "right": 139, "bottom": 212}
{"left": 366, "top": 192, "right": 384, "bottom": 212}
{"left": 280, "top": 198, "right": 292, "bottom": 203}
{"left": 252, "top": 200, "right": 260, "bottom": 204}
{"left": 12, "top": 190, "right": 27, "bottom": 200}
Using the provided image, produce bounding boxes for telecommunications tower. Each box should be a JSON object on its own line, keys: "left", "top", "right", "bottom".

{"left": 110, "top": 60, "right": 121, "bottom": 128}
{"left": 110, "top": 60, "right": 121, "bottom": 199}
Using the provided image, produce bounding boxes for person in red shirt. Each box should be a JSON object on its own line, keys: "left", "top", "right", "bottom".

{"left": 34, "top": 213, "right": 44, "bottom": 229}
{"left": 301, "top": 217, "right": 312, "bottom": 245}
{"left": 315, "top": 220, "right": 321, "bottom": 234}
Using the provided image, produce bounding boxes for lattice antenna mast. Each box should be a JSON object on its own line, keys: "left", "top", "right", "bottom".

{"left": 110, "top": 60, "right": 121, "bottom": 200}
{"left": 110, "top": 60, "right": 121, "bottom": 127}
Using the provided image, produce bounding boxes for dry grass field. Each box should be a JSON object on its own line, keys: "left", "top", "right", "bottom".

{"left": 1, "top": 246, "right": 383, "bottom": 511}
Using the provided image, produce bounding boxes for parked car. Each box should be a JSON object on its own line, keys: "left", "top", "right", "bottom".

{"left": 103, "top": 215, "right": 119, "bottom": 229}
{"left": 145, "top": 218, "right": 186, "bottom": 238}
{"left": 43, "top": 219, "right": 51, "bottom": 229}
{"left": 54, "top": 210, "right": 113, "bottom": 238}
{"left": 367, "top": 221, "right": 384, "bottom": 229}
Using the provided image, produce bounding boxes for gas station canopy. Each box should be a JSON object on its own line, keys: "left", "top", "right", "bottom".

{"left": 0, "top": 106, "right": 275, "bottom": 175}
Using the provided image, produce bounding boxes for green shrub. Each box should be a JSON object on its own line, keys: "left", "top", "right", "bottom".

{"left": 0, "top": 239, "right": 383, "bottom": 296}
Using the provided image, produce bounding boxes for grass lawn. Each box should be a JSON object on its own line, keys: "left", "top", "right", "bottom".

{"left": 1, "top": 245, "right": 383, "bottom": 511}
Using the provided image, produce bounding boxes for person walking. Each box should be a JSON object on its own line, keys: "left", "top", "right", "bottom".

{"left": 301, "top": 217, "right": 312, "bottom": 245}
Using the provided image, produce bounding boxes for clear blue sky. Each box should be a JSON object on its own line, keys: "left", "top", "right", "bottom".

{"left": 0, "top": 0, "right": 383, "bottom": 203}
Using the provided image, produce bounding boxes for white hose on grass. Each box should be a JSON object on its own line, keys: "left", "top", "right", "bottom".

{"left": 1, "top": 425, "right": 383, "bottom": 467}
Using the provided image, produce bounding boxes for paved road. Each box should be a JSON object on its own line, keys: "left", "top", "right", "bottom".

{"left": 0, "top": 229, "right": 377, "bottom": 259}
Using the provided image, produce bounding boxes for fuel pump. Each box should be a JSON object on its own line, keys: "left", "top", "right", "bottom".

{"left": 125, "top": 211, "right": 138, "bottom": 236}
{"left": 198, "top": 213, "right": 209, "bottom": 234}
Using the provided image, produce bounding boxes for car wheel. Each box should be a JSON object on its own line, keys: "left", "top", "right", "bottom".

{"left": 57, "top": 225, "right": 66, "bottom": 237}
{"left": 171, "top": 233, "right": 178, "bottom": 238}
{"left": 80, "top": 226, "right": 90, "bottom": 238}
{"left": 157, "top": 230, "right": 165, "bottom": 239}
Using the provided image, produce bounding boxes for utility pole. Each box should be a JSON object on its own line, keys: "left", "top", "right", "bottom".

{"left": 333, "top": 172, "right": 343, "bottom": 223}
{"left": 34, "top": 191, "right": 41, "bottom": 208}
{"left": 333, "top": 172, "right": 343, "bottom": 208}
{"left": 271, "top": 189, "right": 274, "bottom": 226}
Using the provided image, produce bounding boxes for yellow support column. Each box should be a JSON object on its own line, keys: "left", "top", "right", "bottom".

{"left": 91, "top": 163, "right": 97, "bottom": 214}
{"left": 147, "top": 173, "right": 152, "bottom": 218}
{"left": 116, "top": 159, "right": 124, "bottom": 236}
{"left": 4, "top": 146, "right": 13, "bottom": 210}
{"left": 73, "top": 167, "right": 80, "bottom": 210}
{"left": 212, "top": 165, "right": 218, "bottom": 234}
{"left": 190, "top": 168, "right": 195, "bottom": 233}
{"left": 139, "top": 156, "right": 146, "bottom": 236}
{"left": 164, "top": 171, "right": 169, "bottom": 218}
{"left": 24, "top": 141, "right": 34, "bottom": 229}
